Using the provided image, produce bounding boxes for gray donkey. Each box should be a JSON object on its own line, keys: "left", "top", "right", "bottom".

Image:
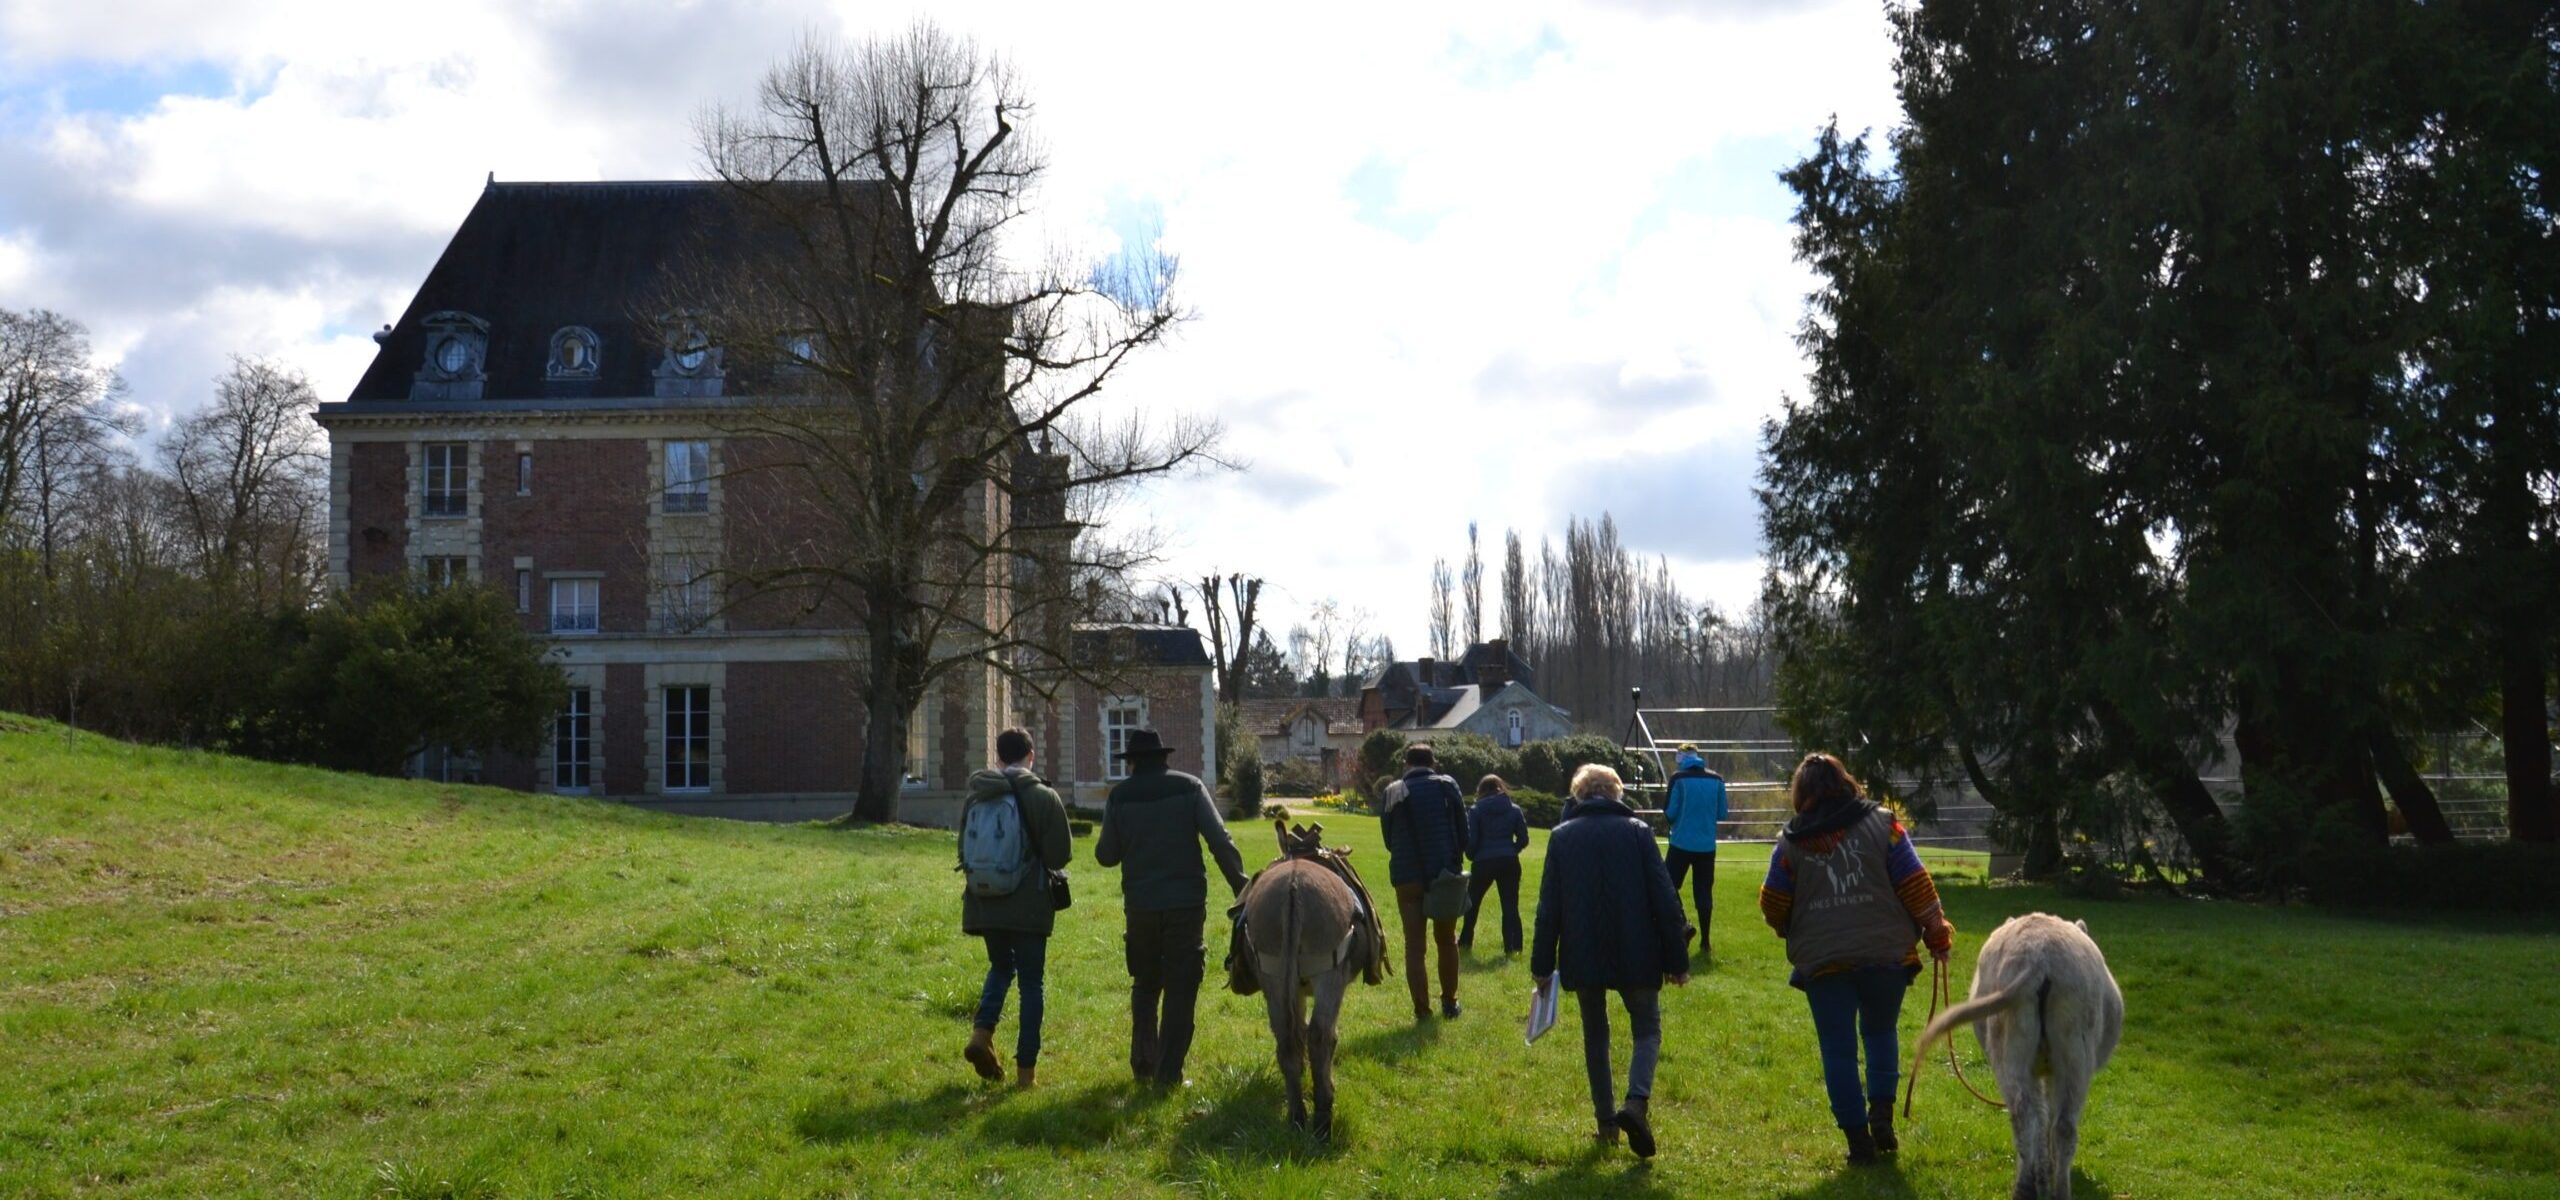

{"left": 1239, "top": 821, "right": 1380, "bottom": 1137}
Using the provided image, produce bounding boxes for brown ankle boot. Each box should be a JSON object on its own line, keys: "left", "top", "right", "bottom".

{"left": 1014, "top": 1063, "right": 1036, "bottom": 1089}
{"left": 964, "top": 1027, "right": 1002, "bottom": 1081}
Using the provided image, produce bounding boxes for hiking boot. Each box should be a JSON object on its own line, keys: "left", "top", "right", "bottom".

{"left": 964, "top": 1027, "right": 1003, "bottom": 1082}
{"left": 1441, "top": 998, "right": 1463, "bottom": 1020}
{"left": 1867, "top": 1098, "right": 1897, "bottom": 1153}
{"left": 1844, "top": 1124, "right": 1882, "bottom": 1166}
{"left": 1613, "top": 1097, "right": 1656, "bottom": 1159}
{"left": 1591, "top": 1122, "right": 1621, "bottom": 1148}
{"left": 1013, "top": 1064, "right": 1036, "bottom": 1090}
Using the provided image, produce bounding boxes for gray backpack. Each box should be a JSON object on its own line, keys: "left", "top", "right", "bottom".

{"left": 959, "top": 788, "right": 1032, "bottom": 897}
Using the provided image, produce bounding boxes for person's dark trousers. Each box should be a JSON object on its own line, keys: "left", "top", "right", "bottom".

{"left": 1575, "top": 987, "right": 1662, "bottom": 1129}
{"left": 1124, "top": 905, "right": 1208, "bottom": 1083}
{"left": 973, "top": 931, "right": 1048, "bottom": 1068}
{"left": 1804, "top": 967, "right": 1911, "bottom": 1128}
{"left": 1459, "top": 856, "right": 1524, "bottom": 954}
{"left": 1394, "top": 882, "right": 1461, "bottom": 1016}
{"left": 1664, "top": 847, "right": 1715, "bottom": 947}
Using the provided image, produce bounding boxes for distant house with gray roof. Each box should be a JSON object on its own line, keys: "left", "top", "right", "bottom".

{"left": 1358, "top": 639, "right": 1572, "bottom": 746}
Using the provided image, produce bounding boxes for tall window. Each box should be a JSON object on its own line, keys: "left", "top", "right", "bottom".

{"left": 1505, "top": 708, "right": 1524, "bottom": 748}
{"left": 516, "top": 451, "right": 532, "bottom": 495}
{"left": 658, "top": 553, "right": 714, "bottom": 632}
{"left": 422, "top": 443, "right": 467, "bottom": 516}
{"left": 665, "top": 686, "right": 710, "bottom": 791}
{"left": 663, "top": 441, "right": 709, "bottom": 513}
{"left": 516, "top": 568, "right": 531, "bottom": 613}
{"left": 424, "top": 556, "right": 466, "bottom": 588}
{"left": 1103, "top": 697, "right": 1146, "bottom": 781}
{"left": 550, "top": 578, "right": 599, "bottom": 634}
{"left": 554, "top": 688, "right": 592, "bottom": 791}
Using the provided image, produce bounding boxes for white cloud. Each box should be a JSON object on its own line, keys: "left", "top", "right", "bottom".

{"left": 0, "top": 0, "right": 1904, "bottom": 652}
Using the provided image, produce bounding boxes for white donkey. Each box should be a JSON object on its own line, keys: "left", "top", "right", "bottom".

{"left": 1911, "top": 913, "right": 2123, "bottom": 1200}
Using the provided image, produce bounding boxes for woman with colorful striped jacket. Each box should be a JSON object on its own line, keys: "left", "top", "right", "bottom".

{"left": 1759, "top": 753, "right": 1955, "bottom": 1167}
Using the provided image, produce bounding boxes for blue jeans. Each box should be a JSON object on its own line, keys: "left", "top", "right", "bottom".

{"left": 974, "top": 931, "right": 1047, "bottom": 1067}
{"left": 1804, "top": 966, "right": 1909, "bottom": 1128}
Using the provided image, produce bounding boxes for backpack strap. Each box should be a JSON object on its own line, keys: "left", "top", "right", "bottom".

{"left": 1007, "top": 771, "right": 1047, "bottom": 866}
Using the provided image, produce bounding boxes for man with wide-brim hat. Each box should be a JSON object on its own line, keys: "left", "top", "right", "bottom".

{"left": 1093, "top": 728, "right": 1251, "bottom": 1087}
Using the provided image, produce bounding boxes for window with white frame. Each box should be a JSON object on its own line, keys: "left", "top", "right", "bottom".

{"left": 1506, "top": 707, "right": 1524, "bottom": 748}
{"left": 422, "top": 443, "right": 468, "bottom": 517}
{"left": 1103, "top": 697, "right": 1147, "bottom": 781}
{"left": 516, "top": 451, "right": 532, "bottom": 495}
{"left": 550, "top": 577, "right": 600, "bottom": 634}
{"left": 516, "top": 569, "right": 531, "bottom": 613}
{"left": 657, "top": 553, "right": 715, "bottom": 632}
{"left": 554, "top": 688, "right": 592, "bottom": 791}
{"left": 1293, "top": 715, "right": 1319, "bottom": 753}
{"left": 663, "top": 441, "right": 709, "bottom": 513}
{"left": 424, "top": 556, "right": 467, "bottom": 588}
{"left": 664, "top": 686, "right": 710, "bottom": 791}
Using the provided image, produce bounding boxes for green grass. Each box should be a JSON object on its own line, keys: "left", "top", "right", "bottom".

{"left": 3, "top": 715, "right": 2556, "bottom": 1199}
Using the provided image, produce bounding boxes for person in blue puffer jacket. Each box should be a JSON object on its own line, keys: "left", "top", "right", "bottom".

{"left": 1382, "top": 744, "right": 1469, "bottom": 1020}
{"left": 1459, "top": 774, "right": 1532, "bottom": 955}
{"left": 1662, "top": 743, "right": 1728, "bottom": 957}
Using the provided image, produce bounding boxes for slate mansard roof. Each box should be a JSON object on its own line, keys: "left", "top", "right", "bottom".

{"left": 342, "top": 179, "right": 897, "bottom": 407}
{"left": 1070, "top": 623, "right": 1213, "bottom": 669}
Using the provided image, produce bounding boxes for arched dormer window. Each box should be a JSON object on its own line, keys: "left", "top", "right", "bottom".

{"left": 547, "top": 326, "right": 601, "bottom": 380}
{"left": 653, "top": 315, "right": 725, "bottom": 398}
{"left": 411, "top": 311, "right": 489, "bottom": 400}
{"left": 1506, "top": 707, "right": 1524, "bottom": 747}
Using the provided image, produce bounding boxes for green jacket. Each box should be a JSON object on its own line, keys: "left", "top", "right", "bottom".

{"left": 1094, "top": 763, "right": 1251, "bottom": 913}
{"left": 958, "top": 767, "right": 1073, "bottom": 937}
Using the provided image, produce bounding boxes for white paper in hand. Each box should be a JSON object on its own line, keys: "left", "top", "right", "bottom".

{"left": 1524, "top": 974, "right": 1560, "bottom": 1045}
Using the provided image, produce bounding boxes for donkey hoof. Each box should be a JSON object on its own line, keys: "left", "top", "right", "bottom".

{"left": 1287, "top": 1104, "right": 1309, "bottom": 1129}
{"left": 1311, "top": 1115, "right": 1334, "bottom": 1141}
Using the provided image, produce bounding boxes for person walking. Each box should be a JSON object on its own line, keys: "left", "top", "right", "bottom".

{"left": 958, "top": 728, "right": 1072, "bottom": 1090}
{"left": 1661, "top": 744, "right": 1729, "bottom": 956}
{"left": 1094, "top": 728, "right": 1252, "bottom": 1088}
{"left": 1758, "top": 752, "right": 1955, "bottom": 1166}
{"left": 1531, "top": 764, "right": 1690, "bottom": 1158}
{"left": 1459, "top": 774, "right": 1530, "bottom": 955}
{"left": 1381, "top": 743, "right": 1469, "bottom": 1019}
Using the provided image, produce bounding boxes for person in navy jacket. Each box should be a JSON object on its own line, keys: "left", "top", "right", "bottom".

{"left": 1381, "top": 743, "right": 1469, "bottom": 1020}
{"left": 1459, "top": 774, "right": 1532, "bottom": 955}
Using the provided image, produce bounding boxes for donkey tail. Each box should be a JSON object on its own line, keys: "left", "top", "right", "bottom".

{"left": 1909, "top": 983, "right": 2033, "bottom": 1083}
{"left": 1281, "top": 872, "right": 1306, "bottom": 993}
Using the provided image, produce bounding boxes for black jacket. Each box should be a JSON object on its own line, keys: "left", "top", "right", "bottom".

{"left": 1466, "top": 791, "right": 1531, "bottom": 863}
{"left": 1381, "top": 767, "right": 1468, "bottom": 886}
{"left": 1530, "top": 796, "right": 1689, "bottom": 991}
{"left": 1094, "top": 763, "right": 1251, "bottom": 912}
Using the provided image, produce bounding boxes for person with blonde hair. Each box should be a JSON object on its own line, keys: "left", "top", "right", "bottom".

{"left": 1530, "top": 763, "right": 1690, "bottom": 1158}
{"left": 1759, "top": 752, "right": 1955, "bottom": 1166}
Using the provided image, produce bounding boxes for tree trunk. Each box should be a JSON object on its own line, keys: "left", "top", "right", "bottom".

{"left": 851, "top": 609, "right": 914, "bottom": 825}
{"left": 2089, "top": 699, "right": 2238, "bottom": 887}
{"left": 2502, "top": 642, "right": 2555, "bottom": 842}
{"left": 2367, "top": 725, "right": 2455, "bottom": 844}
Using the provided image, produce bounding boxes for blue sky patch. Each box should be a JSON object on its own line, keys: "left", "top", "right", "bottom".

{"left": 1344, "top": 156, "right": 1445, "bottom": 241}
{"left": 0, "top": 58, "right": 251, "bottom": 126}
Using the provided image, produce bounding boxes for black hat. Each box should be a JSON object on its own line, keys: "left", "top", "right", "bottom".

{"left": 1113, "top": 729, "right": 1177, "bottom": 760}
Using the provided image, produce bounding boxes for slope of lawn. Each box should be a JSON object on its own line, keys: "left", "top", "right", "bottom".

{"left": 3, "top": 715, "right": 2556, "bottom": 1199}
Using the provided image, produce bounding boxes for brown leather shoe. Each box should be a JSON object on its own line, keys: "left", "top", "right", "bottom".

{"left": 964, "top": 1026, "right": 1002, "bottom": 1082}
{"left": 1014, "top": 1064, "right": 1036, "bottom": 1089}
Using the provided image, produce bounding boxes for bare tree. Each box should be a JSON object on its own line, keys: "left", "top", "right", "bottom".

{"left": 1500, "top": 528, "right": 1531, "bottom": 649}
{"left": 160, "top": 356, "right": 327, "bottom": 608}
{"left": 679, "top": 25, "right": 1219, "bottom": 821}
{"left": 0, "top": 309, "right": 132, "bottom": 582}
{"left": 1427, "top": 557, "right": 1457, "bottom": 660}
{"left": 1462, "top": 521, "right": 1484, "bottom": 647}
{"left": 1196, "top": 572, "right": 1262, "bottom": 705}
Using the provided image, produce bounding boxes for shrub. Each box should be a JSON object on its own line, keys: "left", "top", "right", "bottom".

{"left": 1227, "top": 754, "right": 1265, "bottom": 818}
{"left": 1420, "top": 732, "right": 1522, "bottom": 797}
{"left": 2300, "top": 839, "right": 2560, "bottom": 912}
{"left": 1265, "top": 756, "right": 1329, "bottom": 797}
{"left": 1510, "top": 788, "right": 1566, "bottom": 829}
{"left": 1355, "top": 730, "right": 1408, "bottom": 800}
{"left": 1516, "top": 733, "right": 1647, "bottom": 796}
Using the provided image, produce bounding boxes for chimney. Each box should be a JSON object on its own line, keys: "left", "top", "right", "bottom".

{"left": 1417, "top": 657, "right": 1436, "bottom": 689}
{"left": 1477, "top": 639, "right": 1511, "bottom": 692}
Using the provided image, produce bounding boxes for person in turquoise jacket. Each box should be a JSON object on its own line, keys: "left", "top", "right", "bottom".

{"left": 1661, "top": 744, "right": 1728, "bottom": 956}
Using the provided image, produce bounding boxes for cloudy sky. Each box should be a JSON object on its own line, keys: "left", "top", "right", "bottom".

{"left": 0, "top": 0, "right": 1901, "bottom": 653}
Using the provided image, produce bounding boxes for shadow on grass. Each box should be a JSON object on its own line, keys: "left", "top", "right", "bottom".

{"left": 1163, "top": 1070, "right": 1345, "bottom": 1169}
{"left": 1499, "top": 1156, "right": 1677, "bottom": 1199}
{"left": 1771, "top": 1160, "right": 1922, "bottom": 1200}
{"left": 1342, "top": 1014, "right": 1442, "bottom": 1065}
{"left": 793, "top": 1080, "right": 987, "bottom": 1144}
{"left": 978, "top": 1080, "right": 1153, "bottom": 1148}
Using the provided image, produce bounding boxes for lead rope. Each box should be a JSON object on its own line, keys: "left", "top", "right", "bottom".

{"left": 1903, "top": 954, "right": 2007, "bottom": 1118}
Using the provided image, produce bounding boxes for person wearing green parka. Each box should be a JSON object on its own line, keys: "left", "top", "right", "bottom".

{"left": 959, "top": 728, "right": 1073, "bottom": 1089}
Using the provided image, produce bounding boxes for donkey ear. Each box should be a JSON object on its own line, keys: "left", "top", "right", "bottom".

{"left": 1273, "top": 817, "right": 1290, "bottom": 838}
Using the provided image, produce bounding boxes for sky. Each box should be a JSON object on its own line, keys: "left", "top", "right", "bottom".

{"left": 0, "top": 0, "right": 1904, "bottom": 656}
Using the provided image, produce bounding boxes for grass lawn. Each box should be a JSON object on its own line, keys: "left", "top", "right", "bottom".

{"left": 4, "top": 717, "right": 2556, "bottom": 1199}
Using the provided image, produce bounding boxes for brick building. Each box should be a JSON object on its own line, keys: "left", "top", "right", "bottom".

{"left": 315, "top": 179, "right": 1213, "bottom": 818}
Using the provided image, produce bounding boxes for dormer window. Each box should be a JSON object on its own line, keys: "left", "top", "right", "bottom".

{"left": 411, "top": 310, "right": 488, "bottom": 401}
{"left": 548, "top": 326, "right": 601, "bottom": 380}
{"left": 653, "top": 315, "right": 725, "bottom": 398}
